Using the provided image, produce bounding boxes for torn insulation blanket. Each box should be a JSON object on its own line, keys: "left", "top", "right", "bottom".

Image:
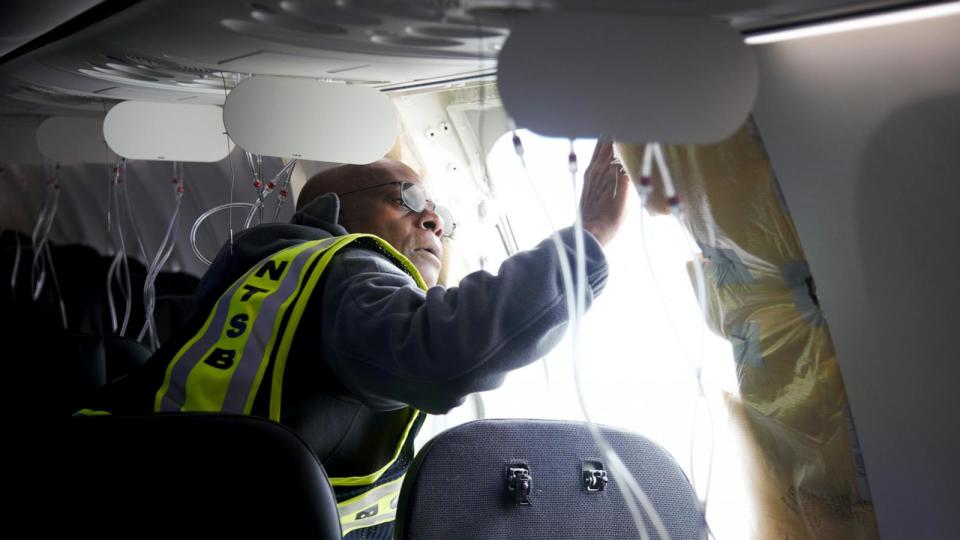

{"left": 617, "top": 124, "right": 879, "bottom": 539}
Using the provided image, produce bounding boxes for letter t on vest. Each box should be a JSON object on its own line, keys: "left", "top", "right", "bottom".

{"left": 240, "top": 284, "right": 270, "bottom": 301}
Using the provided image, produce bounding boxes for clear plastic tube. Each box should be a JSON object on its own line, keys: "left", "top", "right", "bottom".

{"left": 119, "top": 159, "right": 148, "bottom": 263}
{"left": 219, "top": 73, "right": 236, "bottom": 256}
{"left": 509, "top": 132, "right": 669, "bottom": 540}
{"left": 142, "top": 173, "right": 185, "bottom": 339}
{"left": 569, "top": 140, "right": 672, "bottom": 540}
{"left": 10, "top": 231, "right": 21, "bottom": 295}
{"left": 105, "top": 161, "right": 120, "bottom": 331}
{"left": 637, "top": 142, "right": 715, "bottom": 532}
{"left": 114, "top": 172, "right": 133, "bottom": 336}
{"left": 511, "top": 132, "right": 566, "bottom": 390}
{"left": 31, "top": 173, "right": 59, "bottom": 301}
{"left": 243, "top": 197, "right": 264, "bottom": 229}
{"left": 30, "top": 168, "right": 53, "bottom": 296}
{"left": 245, "top": 151, "right": 266, "bottom": 225}
{"left": 138, "top": 167, "right": 185, "bottom": 349}
{"left": 43, "top": 241, "right": 68, "bottom": 329}
{"left": 105, "top": 249, "right": 120, "bottom": 332}
{"left": 243, "top": 159, "right": 299, "bottom": 227}
{"left": 190, "top": 202, "right": 255, "bottom": 266}
{"left": 105, "top": 162, "right": 133, "bottom": 336}
{"left": 272, "top": 159, "right": 299, "bottom": 221}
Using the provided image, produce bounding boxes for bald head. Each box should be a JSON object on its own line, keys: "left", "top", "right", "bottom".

{"left": 296, "top": 159, "right": 419, "bottom": 210}
{"left": 295, "top": 158, "right": 444, "bottom": 287}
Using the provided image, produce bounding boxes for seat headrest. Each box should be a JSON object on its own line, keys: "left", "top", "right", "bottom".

{"left": 60, "top": 414, "right": 342, "bottom": 538}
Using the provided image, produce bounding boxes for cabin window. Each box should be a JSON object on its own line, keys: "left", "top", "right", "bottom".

{"left": 419, "top": 129, "right": 754, "bottom": 537}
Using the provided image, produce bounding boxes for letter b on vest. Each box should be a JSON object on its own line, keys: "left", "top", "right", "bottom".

{"left": 203, "top": 348, "right": 237, "bottom": 370}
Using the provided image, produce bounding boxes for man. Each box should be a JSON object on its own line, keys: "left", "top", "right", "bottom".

{"left": 86, "top": 141, "right": 629, "bottom": 537}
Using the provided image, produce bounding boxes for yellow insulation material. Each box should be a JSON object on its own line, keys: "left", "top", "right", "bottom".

{"left": 617, "top": 124, "right": 878, "bottom": 539}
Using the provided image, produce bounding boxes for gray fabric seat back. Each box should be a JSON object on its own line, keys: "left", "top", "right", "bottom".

{"left": 396, "top": 419, "right": 703, "bottom": 539}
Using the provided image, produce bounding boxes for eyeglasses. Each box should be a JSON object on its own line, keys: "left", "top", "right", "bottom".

{"left": 338, "top": 181, "right": 457, "bottom": 238}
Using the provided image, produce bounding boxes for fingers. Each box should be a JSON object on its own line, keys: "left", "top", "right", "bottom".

{"left": 590, "top": 139, "right": 605, "bottom": 161}
{"left": 589, "top": 139, "right": 613, "bottom": 165}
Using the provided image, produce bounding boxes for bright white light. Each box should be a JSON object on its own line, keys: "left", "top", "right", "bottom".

{"left": 745, "top": 1, "right": 960, "bottom": 44}
{"left": 418, "top": 130, "right": 753, "bottom": 538}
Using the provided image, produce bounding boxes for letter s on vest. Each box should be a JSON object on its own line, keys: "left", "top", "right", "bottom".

{"left": 226, "top": 313, "right": 249, "bottom": 338}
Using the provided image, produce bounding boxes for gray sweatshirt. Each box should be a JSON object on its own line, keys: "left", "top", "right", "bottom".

{"left": 95, "top": 193, "right": 609, "bottom": 477}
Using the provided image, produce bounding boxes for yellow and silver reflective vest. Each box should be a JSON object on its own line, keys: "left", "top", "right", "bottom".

{"left": 154, "top": 233, "right": 427, "bottom": 537}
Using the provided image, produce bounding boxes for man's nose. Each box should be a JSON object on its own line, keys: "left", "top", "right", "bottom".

{"left": 417, "top": 207, "right": 444, "bottom": 238}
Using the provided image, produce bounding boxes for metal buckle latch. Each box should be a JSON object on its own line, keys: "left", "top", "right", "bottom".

{"left": 506, "top": 465, "right": 533, "bottom": 506}
{"left": 582, "top": 461, "right": 608, "bottom": 492}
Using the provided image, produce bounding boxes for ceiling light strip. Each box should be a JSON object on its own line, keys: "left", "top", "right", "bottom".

{"left": 744, "top": 1, "right": 960, "bottom": 44}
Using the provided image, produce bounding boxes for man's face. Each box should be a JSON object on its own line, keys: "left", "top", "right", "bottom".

{"left": 338, "top": 161, "right": 444, "bottom": 287}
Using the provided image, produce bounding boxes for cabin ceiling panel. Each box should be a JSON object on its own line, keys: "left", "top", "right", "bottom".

{"left": 1, "top": 0, "right": 913, "bottom": 116}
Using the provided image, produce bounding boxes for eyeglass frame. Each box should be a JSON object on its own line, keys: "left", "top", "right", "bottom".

{"left": 337, "top": 181, "right": 456, "bottom": 238}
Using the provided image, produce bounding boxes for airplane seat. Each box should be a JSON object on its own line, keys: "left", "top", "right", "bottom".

{"left": 60, "top": 414, "right": 343, "bottom": 538}
{"left": 395, "top": 419, "right": 704, "bottom": 539}
{"left": 41, "top": 333, "right": 152, "bottom": 417}
{"left": 1, "top": 230, "right": 40, "bottom": 305}
{"left": 97, "top": 254, "right": 149, "bottom": 333}
{"left": 151, "top": 271, "right": 200, "bottom": 343}
{"left": 49, "top": 243, "right": 110, "bottom": 333}
{"left": 152, "top": 294, "right": 197, "bottom": 344}
{"left": 0, "top": 296, "right": 62, "bottom": 335}
{"left": 153, "top": 271, "right": 200, "bottom": 295}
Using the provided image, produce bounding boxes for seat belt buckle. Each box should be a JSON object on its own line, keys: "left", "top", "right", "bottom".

{"left": 582, "top": 461, "right": 609, "bottom": 492}
{"left": 506, "top": 464, "right": 533, "bottom": 507}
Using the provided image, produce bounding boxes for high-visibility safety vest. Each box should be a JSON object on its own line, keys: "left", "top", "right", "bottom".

{"left": 155, "top": 233, "right": 428, "bottom": 537}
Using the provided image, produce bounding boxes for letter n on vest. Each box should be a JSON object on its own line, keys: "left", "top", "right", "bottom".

{"left": 255, "top": 259, "right": 289, "bottom": 281}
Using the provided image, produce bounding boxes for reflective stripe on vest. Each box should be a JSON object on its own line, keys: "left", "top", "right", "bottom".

{"left": 338, "top": 476, "right": 405, "bottom": 536}
{"left": 154, "top": 233, "right": 427, "bottom": 418}
{"left": 151, "top": 233, "right": 429, "bottom": 537}
{"left": 73, "top": 409, "right": 112, "bottom": 416}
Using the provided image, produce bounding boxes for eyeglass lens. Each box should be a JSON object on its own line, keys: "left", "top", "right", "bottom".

{"left": 400, "top": 183, "right": 456, "bottom": 237}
